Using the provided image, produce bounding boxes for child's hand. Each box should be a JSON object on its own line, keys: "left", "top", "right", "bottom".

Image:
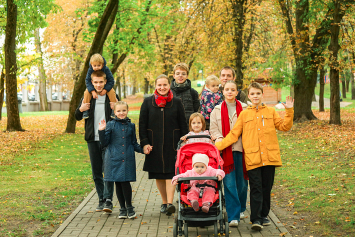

{"left": 217, "top": 175, "right": 222, "bottom": 181}
{"left": 110, "top": 102, "right": 116, "bottom": 110}
{"left": 172, "top": 180, "right": 178, "bottom": 186}
{"left": 99, "top": 89, "right": 107, "bottom": 96}
{"left": 211, "top": 135, "right": 217, "bottom": 141}
{"left": 80, "top": 102, "right": 90, "bottom": 112}
{"left": 98, "top": 119, "right": 106, "bottom": 130}
{"left": 282, "top": 96, "right": 294, "bottom": 108}
{"left": 92, "top": 91, "right": 98, "bottom": 99}
{"left": 180, "top": 135, "right": 187, "bottom": 141}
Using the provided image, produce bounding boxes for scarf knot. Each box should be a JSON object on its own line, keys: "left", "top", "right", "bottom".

{"left": 154, "top": 89, "right": 173, "bottom": 107}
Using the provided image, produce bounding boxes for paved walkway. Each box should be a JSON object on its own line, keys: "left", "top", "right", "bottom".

{"left": 312, "top": 95, "right": 352, "bottom": 108}
{"left": 52, "top": 153, "right": 291, "bottom": 237}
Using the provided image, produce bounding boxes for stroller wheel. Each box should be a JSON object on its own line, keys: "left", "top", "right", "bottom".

{"left": 224, "top": 212, "right": 229, "bottom": 237}
{"left": 184, "top": 222, "right": 188, "bottom": 237}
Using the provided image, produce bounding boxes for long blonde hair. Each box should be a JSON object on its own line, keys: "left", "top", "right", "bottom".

{"left": 199, "top": 75, "right": 220, "bottom": 98}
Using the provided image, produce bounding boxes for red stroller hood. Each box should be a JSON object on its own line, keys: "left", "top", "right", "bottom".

{"left": 175, "top": 142, "right": 224, "bottom": 174}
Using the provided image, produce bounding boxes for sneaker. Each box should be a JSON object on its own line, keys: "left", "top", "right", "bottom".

{"left": 96, "top": 199, "right": 105, "bottom": 211}
{"left": 160, "top": 204, "right": 167, "bottom": 213}
{"left": 240, "top": 212, "right": 245, "bottom": 219}
{"left": 110, "top": 110, "right": 115, "bottom": 119}
{"left": 127, "top": 206, "right": 136, "bottom": 219}
{"left": 251, "top": 221, "right": 263, "bottom": 231}
{"left": 83, "top": 110, "right": 89, "bottom": 119}
{"left": 201, "top": 202, "right": 210, "bottom": 213}
{"left": 190, "top": 200, "right": 199, "bottom": 212}
{"left": 229, "top": 220, "right": 239, "bottom": 227}
{"left": 262, "top": 217, "right": 271, "bottom": 226}
{"left": 166, "top": 204, "right": 176, "bottom": 216}
{"left": 118, "top": 208, "right": 127, "bottom": 219}
{"left": 103, "top": 199, "right": 113, "bottom": 213}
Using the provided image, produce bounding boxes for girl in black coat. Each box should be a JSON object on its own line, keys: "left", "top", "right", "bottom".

{"left": 139, "top": 74, "right": 188, "bottom": 216}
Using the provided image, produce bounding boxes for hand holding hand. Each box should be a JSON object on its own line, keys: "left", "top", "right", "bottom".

{"left": 98, "top": 119, "right": 106, "bottom": 130}
{"left": 211, "top": 135, "right": 217, "bottom": 141}
{"left": 99, "top": 89, "right": 107, "bottom": 96}
{"left": 80, "top": 102, "right": 90, "bottom": 112}
{"left": 180, "top": 135, "right": 187, "bottom": 141}
{"left": 92, "top": 91, "right": 98, "bottom": 99}
{"left": 217, "top": 175, "right": 222, "bottom": 181}
{"left": 282, "top": 96, "right": 294, "bottom": 109}
{"left": 143, "top": 145, "right": 153, "bottom": 154}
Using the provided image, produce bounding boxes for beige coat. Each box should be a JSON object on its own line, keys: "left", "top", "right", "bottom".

{"left": 210, "top": 102, "right": 247, "bottom": 152}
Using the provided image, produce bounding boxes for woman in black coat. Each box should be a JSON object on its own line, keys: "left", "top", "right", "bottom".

{"left": 139, "top": 74, "right": 188, "bottom": 216}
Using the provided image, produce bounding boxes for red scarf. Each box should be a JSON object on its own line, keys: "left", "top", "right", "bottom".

{"left": 221, "top": 99, "right": 249, "bottom": 180}
{"left": 154, "top": 89, "right": 173, "bottom": 107}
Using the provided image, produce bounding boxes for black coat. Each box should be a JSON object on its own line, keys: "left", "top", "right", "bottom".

{"left": 139, "top": 95, "right": 188, "bottom": 174}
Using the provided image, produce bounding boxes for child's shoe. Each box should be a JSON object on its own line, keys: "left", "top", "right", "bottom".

{"left": 83, "top": 110, "right": 90, "bottom": 119}
{"left": 190, "top": 200, "right": 199, "bottom": 212}
{"left": 201, "top": 202, "right": 210, "bottom": 213}
{"left": 110, "top": 110, "right": 115, "bottom": 119}
{"left": 103, "top": 199, "right": 113, "bottom": 213}
{"left": 240, "top": 212, "right": 245, "bottom": 219}
{"left": 127, "top": 206, "right": 136, "bottom": 219}
{"left": 118, "top": 208, "right": 127, "bottom": 219}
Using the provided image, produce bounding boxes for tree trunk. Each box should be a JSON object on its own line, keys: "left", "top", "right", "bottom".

{"left": 132, "top": 77, "right": 137, "bottom": 95}
{"left": 329, "top": 1, "right": 341, "bottom": 125}
{"left": 34, "top": 28, "right": 49, "bottom": 111}
{"left": 162, "top": 35, "right": 174, "bottom": 81}
{"left": 113, "top": 75, "right": 121, "bottom": 99}
{"left": 123, "top": 76, "right": 126, "bottom": 99}
{"left": 5, "top": 0, "right": 23, "bottom": 131}
{"left": 0, "top": 69, "right": 5, "bottom": 120}
{"left": 312, "top": 88, "right": 317, "bottom": 101}
{"left": 352, "top": 53, "right": 355, "bottom": 100}
{"left": 341, "top": 79, "right": 346, "bottom": 99}
{"left": 319, "top": 66, "right": 325, "bottom": 112}
{"left": 346, "top": 78, "right": 350, "bottom": 92}
{"left": 65, "top": 0, "right": 119, "bottom": 133}
{"left": 144, "top": 77, "right": 149, "bottom": 94}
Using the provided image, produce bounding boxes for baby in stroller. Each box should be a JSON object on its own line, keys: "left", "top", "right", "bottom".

{"left": 172, "top": 153, "right": 225, "bottom": 213}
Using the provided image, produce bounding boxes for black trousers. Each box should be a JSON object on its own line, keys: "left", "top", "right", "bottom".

{"left": 87, "top": 141, "right": 114, "bottom": 200}
{"left": 114, "top": 182, "right": 133, "bottom": 209}
{"left": 247, "top": 165, "right": 275, "bottom": 223}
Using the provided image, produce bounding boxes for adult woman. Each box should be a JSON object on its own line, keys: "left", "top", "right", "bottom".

{"left": 139, "top": 74, "right": 188, "bottom": 215}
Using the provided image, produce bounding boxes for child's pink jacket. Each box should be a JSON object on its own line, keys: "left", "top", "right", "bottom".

{"left": 172, "top": 166, "right": 225, "bottom": 187}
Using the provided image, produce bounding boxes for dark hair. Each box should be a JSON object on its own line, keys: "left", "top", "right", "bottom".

{"left": 219, "top": 66, "right": 236, "bottom": 79}
{"left": 155, "top": 74, "right": 171, "bottom": 85}
{"left": 91, "top": 70, "right": 107, "bottom": 80}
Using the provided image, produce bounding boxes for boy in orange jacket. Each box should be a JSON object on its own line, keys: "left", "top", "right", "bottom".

{"left": 215, "top": 82, "right": 294, "bottom": 231}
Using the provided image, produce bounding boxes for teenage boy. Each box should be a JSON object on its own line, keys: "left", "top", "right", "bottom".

{"left": 215, "top": 82, "right": 294, "bottom": 231}
{"left": 75, "top": 70, "right": 118, "bottom": 213}
{"left": 170, "top": 62, "right": 200, "bottom": 124}
{"left": 219, "top": 66, "right": 248, "bottom": 104}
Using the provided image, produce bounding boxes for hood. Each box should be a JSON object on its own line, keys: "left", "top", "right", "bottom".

{"left": 88, "top": 55, "right": 107, "bottom": 68}
{"left": 170, "top": 79, "right": 192, "bottom": 93}
{"left": 113, "top": 117, "right": 131, "bottom": 123}
{"left": 215, "top": 100, "right": 248, "bottom": 110}
{"left": 246, "top": 103, "right": 266, "bottom": 110}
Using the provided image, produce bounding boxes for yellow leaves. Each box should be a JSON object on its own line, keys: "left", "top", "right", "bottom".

{"left": 293, "top": 211, "right": 298, "bottom": 215}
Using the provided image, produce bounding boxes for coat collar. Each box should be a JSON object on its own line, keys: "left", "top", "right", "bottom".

{"left": 247, "top": 103, "right": 266, "bottom": 110}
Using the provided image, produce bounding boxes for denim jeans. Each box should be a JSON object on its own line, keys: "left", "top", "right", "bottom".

{"left": 87, "top": 141, "right": 114, "bottom": 200}
{"left": 223, "top": 151, "right": 248, "bottom": 222}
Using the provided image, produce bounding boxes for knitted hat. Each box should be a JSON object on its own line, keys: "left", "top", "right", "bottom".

{"left": 192, "top": 153, "right": 209, "bottom": 167}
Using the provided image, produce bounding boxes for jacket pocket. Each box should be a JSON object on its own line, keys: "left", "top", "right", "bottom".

{"left": 266, "top": 144, "right": 280, "bottom": 162}
{"left": 263, "top": 114, "right": 275, "bottom": 129}
{"left": 244, "top": 116, "right": 255, "bottom": 131}
{"left": 244, "top": 146, "right": 261, "bottom": 165}
{"left": 173, "top": 129, "right": 181, "bottom": 151}
{"left": 147, "top": 129, "right": 153, "bottom": 146}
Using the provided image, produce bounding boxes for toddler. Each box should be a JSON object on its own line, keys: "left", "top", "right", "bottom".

{"left": 172, "top": 154, "right": 225, "bottom": 213}
{"left": 200, "top": 75, "right": 223, "bottom": 129}
{"left": 180, "top": 113, "right": 215, "bottom": 145}
{"left": 99, "top": 101, "right": 146, "bottom": 219}
{"left": 83, "top": 53, "right": 117, "bottom": 119}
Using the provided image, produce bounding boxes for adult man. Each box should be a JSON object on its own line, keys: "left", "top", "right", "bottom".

{"left": 219, "top": 66, "right": 248, "bottom": 104}
{"left": 75, "top": 70, "right": 118, "bottom": 212}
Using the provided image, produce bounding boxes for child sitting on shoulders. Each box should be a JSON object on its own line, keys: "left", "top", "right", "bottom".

{"left": 180, "top": 113, "right": 215, "bottom": 145}
{"left": 83, "top": 53, "right": 118, "bottom": 119}
{"left": 172, "top": 153, "right": 225, "bottom": 213}
{"left": 200, "top": 75, "right": 223, "bottom": 130}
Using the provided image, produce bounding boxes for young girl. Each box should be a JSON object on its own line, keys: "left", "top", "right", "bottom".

{"left": 200, "top": 75, "right": 223, "bottom": 130}
{"left": 99, "top": 101, "right": 145, "bottom": 219}
{"left": 209, "top": 81, "right": 248, "bottom": 227}
{"left": 180, "top": 113, "right": 215, "bottom": 145}
{"left": 172, "top": 154, "right": 225, "bottom": 213}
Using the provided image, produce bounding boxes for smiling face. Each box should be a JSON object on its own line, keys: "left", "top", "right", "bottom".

{"left": 173, "top": 68, "right": 188, "bottom": 84}
{"left": 91, "top": 76, "right": 107, "bottom": 93}
{"left": 190, "top": 116, "right": 203, "bottom": 133}
{"left": 248, "top": 87, "right": 263, "bottom": 106}
{"left": 193, "top": 162, "right": 207, "bottom": 175}
{"left": 114, "top": 104, "right": 128, "bottom": 119}
{"left": 220, "top": 69, "right": 235, "bottom": 86}
{"left": 91, "top": 62, "right": 103, "bottom": 71}
{"left": 223, "top": 82, "right": 238, "bottom": 102}
{"left": 155, "top": 78, "right": 170, "bottom": 96}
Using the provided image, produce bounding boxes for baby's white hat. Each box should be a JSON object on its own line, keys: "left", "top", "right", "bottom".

{"left": 192, "top": 153, "right": 209, "bottom": 167}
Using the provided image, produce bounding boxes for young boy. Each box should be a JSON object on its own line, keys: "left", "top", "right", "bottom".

{"left": 170, "top": 62, "right": 200, "bottom": 124}
{"left": 83, "top": 53, "right": 117, "bottom": 119}
{"left": 215, "top": 82, "right": 294, "bottom": 231}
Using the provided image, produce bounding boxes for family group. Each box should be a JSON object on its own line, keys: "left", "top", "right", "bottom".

{"left": 75, "top": 53, "right": 294, "bottom": 232}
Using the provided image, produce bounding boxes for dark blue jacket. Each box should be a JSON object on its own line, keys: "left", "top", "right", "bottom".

{"left": 99, "top": 117, "right": 143, "bottom": 182}
{"left": 85, "top": 57, "right": 115, "bottom": 93}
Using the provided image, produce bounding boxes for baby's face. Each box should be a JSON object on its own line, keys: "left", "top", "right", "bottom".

{"left": 193, "top": 162, "right": 207, "bottom": 175}
{"left": 91, "top": 62, "right": 103, "bottom": 71}
{"left": 206, "top": 81, "right": 220, "bottom": 93}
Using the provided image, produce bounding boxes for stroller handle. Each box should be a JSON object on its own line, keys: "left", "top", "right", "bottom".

{"left": 177, "top": 176, "right": 218, "bottom": 182}
{"left": 177, "top": 135, "right": 212, "bottom": 149}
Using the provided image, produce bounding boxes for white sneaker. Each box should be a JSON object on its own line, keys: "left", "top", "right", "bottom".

{"left": 229, "top": 220, "right": 239, "bottom": 227}
{"left": 240, "top": 212, "right": 245, "bottom": 219}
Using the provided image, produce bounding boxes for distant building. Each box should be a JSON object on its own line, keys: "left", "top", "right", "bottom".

{"left": 253, "top": 69, "right": 282, "bottom": 104}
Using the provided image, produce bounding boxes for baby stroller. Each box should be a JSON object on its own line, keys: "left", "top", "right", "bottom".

{"left": 173, "top": 135, "right": 229, "bottom": 237}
